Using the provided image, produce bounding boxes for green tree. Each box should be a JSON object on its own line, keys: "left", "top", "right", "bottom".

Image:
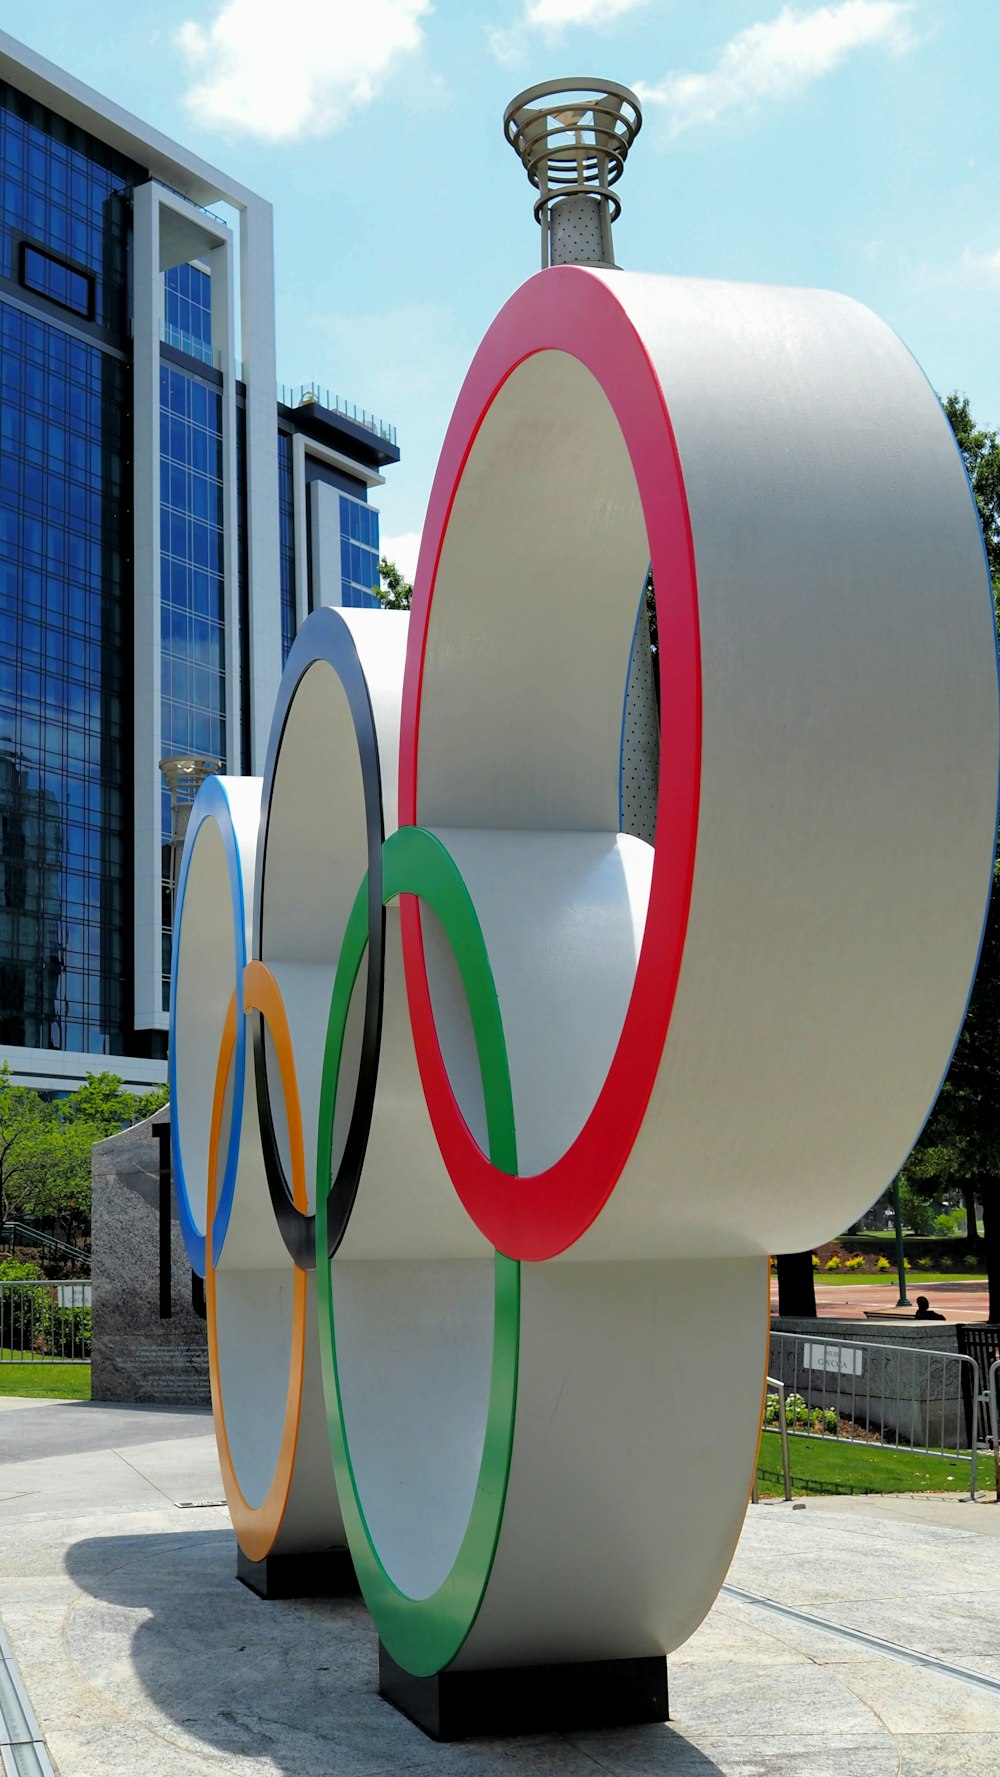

{"left": 49, "top": 1074, "right": 168, "bottom": 1240}
{"left": 373, "top": 556, "right": 413, "bottom": 611}
{"left": 0, "top": 1070, "right": 168, "bottom": 1245}
{"left": 60, "top": 1071, "right": 164, "bottom": 1139}
{"left": 896, "top": 1179, "right": 935, "bottom": 1236}
{"left": 0, "top": 1063, "right": 56, "bottom": 1233}
{"left": 30, "top": 1119, "right": 96, "bottom": 1241}
{"left": 941, "top": 393, "right": 1000, "bottom": 591}
{"left": 134, "top": 1083, "right": 170, "bottom": 1122}
{"left": 902, "top": 1140, "right": 980, "bottom": 1246}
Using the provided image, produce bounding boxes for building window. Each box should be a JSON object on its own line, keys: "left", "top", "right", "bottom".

{"left": 339, "top": 493, "right": 380, "bottom": 608}
{"left": 19, "top": 241, "right": 95, "bottom": 319}
{"left": 0, "top": 302, "right": 127, "bottom": 1053}
{"left": 0, "top": 80, "right": 138, "bottom": 338}
{"left": 163, "top": 262, "right": 212, "bottom": 366}
{"left": 158, "top": 362, "right": 226, "bottom": 1009}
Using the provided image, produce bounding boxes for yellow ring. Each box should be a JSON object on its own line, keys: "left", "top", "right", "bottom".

{"left": 206, "top": 963, "right": 309, "bottom": 1561}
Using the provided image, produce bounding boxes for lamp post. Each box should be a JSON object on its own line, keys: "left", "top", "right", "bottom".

{"left": 891, "top": 1178, "right": 911, "bottom": 1307}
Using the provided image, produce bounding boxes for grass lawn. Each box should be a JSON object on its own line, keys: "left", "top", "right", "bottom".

{"left": 0, "top": 1355, "right": 90, "bottom": 1400}
{"left": 756, "top": 1429, "right": 975, "bottom": 1497}
{"left": 795, "top": 1271, "right": 984, "bottom": 1285}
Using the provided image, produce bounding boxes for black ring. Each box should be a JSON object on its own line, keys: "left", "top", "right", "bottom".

{"left": 252, "top": 606, "right": 386, "bottom": 1269}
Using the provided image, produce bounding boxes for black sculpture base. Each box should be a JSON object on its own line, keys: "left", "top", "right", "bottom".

{"left": 378, "top": 1644, "right": 668, "bottom": 1741}
{"left": 237, "top": 1545, "right": 360, "bottom": 1601}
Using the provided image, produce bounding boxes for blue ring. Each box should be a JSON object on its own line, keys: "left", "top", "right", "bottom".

{"left": 168, "top": 775, "right": 248, "bottom": 1276}
{"left": 252, "top": 605, "right": 386, "bottom": 1269}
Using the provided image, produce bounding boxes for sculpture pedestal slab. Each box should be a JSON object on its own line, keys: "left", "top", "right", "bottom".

{"left": 236, "top": 1547, "right": 359, "bottom": 1601}
{"left": 378, "top": 1645, "right": 668, "bottom": 1741}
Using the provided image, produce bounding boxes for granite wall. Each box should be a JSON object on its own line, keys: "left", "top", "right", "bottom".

{"left": 90, "top": 1105, "right": 210, "bottom": 1406}
{"left": 769, "top": 1317, "right": 966, "bottom": 1451}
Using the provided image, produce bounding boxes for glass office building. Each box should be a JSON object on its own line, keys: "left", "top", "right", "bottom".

{"left": 0, "top": 33, "right": 399, "bottom": 1088}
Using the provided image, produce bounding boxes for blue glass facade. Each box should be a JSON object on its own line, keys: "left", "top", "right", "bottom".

{"left": 339, "top": 492, "right": 380, "bottom": 607}
{"left": 0, "top": 78, "right": 139, "bottom": 1055}
{"left": 163, "top": 262, "right": 213, "bottom": 366}
{"left": 159, "top": 362, "right": 227, "bottom": 1008}
{"left": 0, "top": 65, "right": 399, "bottom": 1068}
{"left": 21, "top": 244, "right": 93, "bottom": 319}
{"left": 0, "top": 307, "right": 127, "bottom": 1052}
{"left": 0, "top": 80, "right": 131, "bottom": 333}
{"left": 278, "top": 431, "right": 296, "bottom": 662}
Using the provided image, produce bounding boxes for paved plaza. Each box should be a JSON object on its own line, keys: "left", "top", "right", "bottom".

{"left": 770, "top": 1278, "right": 989, "bottom": 1322}
{"left": 1, "top": 1396, "right": 1000, "bottom": 1775}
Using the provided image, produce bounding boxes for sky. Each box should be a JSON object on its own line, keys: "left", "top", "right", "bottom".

{"left": 2, "top": 0, "right": 998, "bottom": 579}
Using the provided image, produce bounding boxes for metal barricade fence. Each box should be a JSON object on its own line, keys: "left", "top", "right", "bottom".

{"left": 752, "top": 1375, "right": 791, "bottom": 1503}
{"left": 767, "top": 1330, "right": 980, "bottom": 1499}
{"left": 0, "top": 1280, "right": 91, "bottom": 1364}
{"left": 989, "top": 1359, "right": 1000, "bottom": 1495}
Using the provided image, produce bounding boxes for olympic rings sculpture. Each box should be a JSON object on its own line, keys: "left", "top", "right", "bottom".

{"left": 170, "top": 265, "right": 1000, "bottom": 1690}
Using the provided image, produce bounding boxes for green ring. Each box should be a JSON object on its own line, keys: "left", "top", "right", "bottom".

{"left": 316, "top": 824, "right": 519, "bottom": 1675}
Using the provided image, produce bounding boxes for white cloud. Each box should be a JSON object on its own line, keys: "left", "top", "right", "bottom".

{"left": 490, "top": 0, "right": 646, "bottom": 65}
{"left": 525, "top": 0, "right": 646, "bottom": 24}
{"left": 958, "top": 246, "right": 1000, "bottom": 288}
{"left": 380, "top": 530, "right": 422, "bottom": 582}
{"left": 636, "top": 2, "right": 914, "bottom": 136}
{"left": 176, "top": 0, "right": 431, "bottom": 140}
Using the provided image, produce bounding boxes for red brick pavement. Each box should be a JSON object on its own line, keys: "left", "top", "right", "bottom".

{"left": 769, "top": 1278, "right": 990, "bottom": 1322}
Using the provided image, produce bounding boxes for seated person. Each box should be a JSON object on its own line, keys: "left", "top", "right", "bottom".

{"left": 913, "top": 1295, "right": 944, "bottom": 1320}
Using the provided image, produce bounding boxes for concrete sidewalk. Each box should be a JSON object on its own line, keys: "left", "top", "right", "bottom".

{"left": 1, "top": 1398, "right": 1000, "bottom": 1775}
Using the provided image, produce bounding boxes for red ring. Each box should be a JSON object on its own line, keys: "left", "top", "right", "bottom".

{"left": 399, "top": 265, "right": 702, "bottom": 1261}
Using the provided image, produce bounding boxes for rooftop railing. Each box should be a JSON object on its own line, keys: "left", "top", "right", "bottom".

{"left": 155, "top": 333, "right": 396, "bottom": 445}
{"left": 278, "top": 381, "right": 397, "bottom": 446}
{"left": 153, "top": 179, "right": 230, "bottom": 231}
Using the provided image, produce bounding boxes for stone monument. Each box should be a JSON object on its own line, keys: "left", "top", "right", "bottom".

{"left": 90, "top": 1106, "right": 209, "bottom": 1406}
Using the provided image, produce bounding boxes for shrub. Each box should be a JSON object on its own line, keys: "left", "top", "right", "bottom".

{"left": 764, "top": 1392, "right": 837, "bottom": 1435}
{"left": 825, "top": 1255, "right": 842, "bottom": 1271}
{"left": 43, "top": 1300, "right": 91, "bottom": 1359}
{"left": 811, "top": 1254, "right": 820, "bottom": 1269}
{"left": 0, "top": 1267, "right": 90, "bottom": 1359}
{"left": 0, "top": 1262, "right": 44, "bottom": 1352}
{"left": 917, "top": 1255, "right": 934, "bottom": 1270}
{"left": 844, "top": 1255, "right": 865, "bottom": 1271}
{"left": 786, "top": 1394, "right": 811, "bottom": 1427}
{"left": 0, "top": 1257, "right": 42, "bottom": 1282}
{"left": 876, "top": 1255, "right": 892, "bottom": 1272}
{"left": 938, "top": 1254, "right": 953, "bottom": 1272}
{"left": 903, "top": 1257, "right": 911, "bottom": 1270}
{"left": 964, "top": 1253, "right": 981, "bottom": 1272}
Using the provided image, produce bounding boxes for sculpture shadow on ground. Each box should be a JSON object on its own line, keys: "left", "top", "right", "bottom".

{"left": 62, "top": 1528, "right": 725, "bottom": 1776}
